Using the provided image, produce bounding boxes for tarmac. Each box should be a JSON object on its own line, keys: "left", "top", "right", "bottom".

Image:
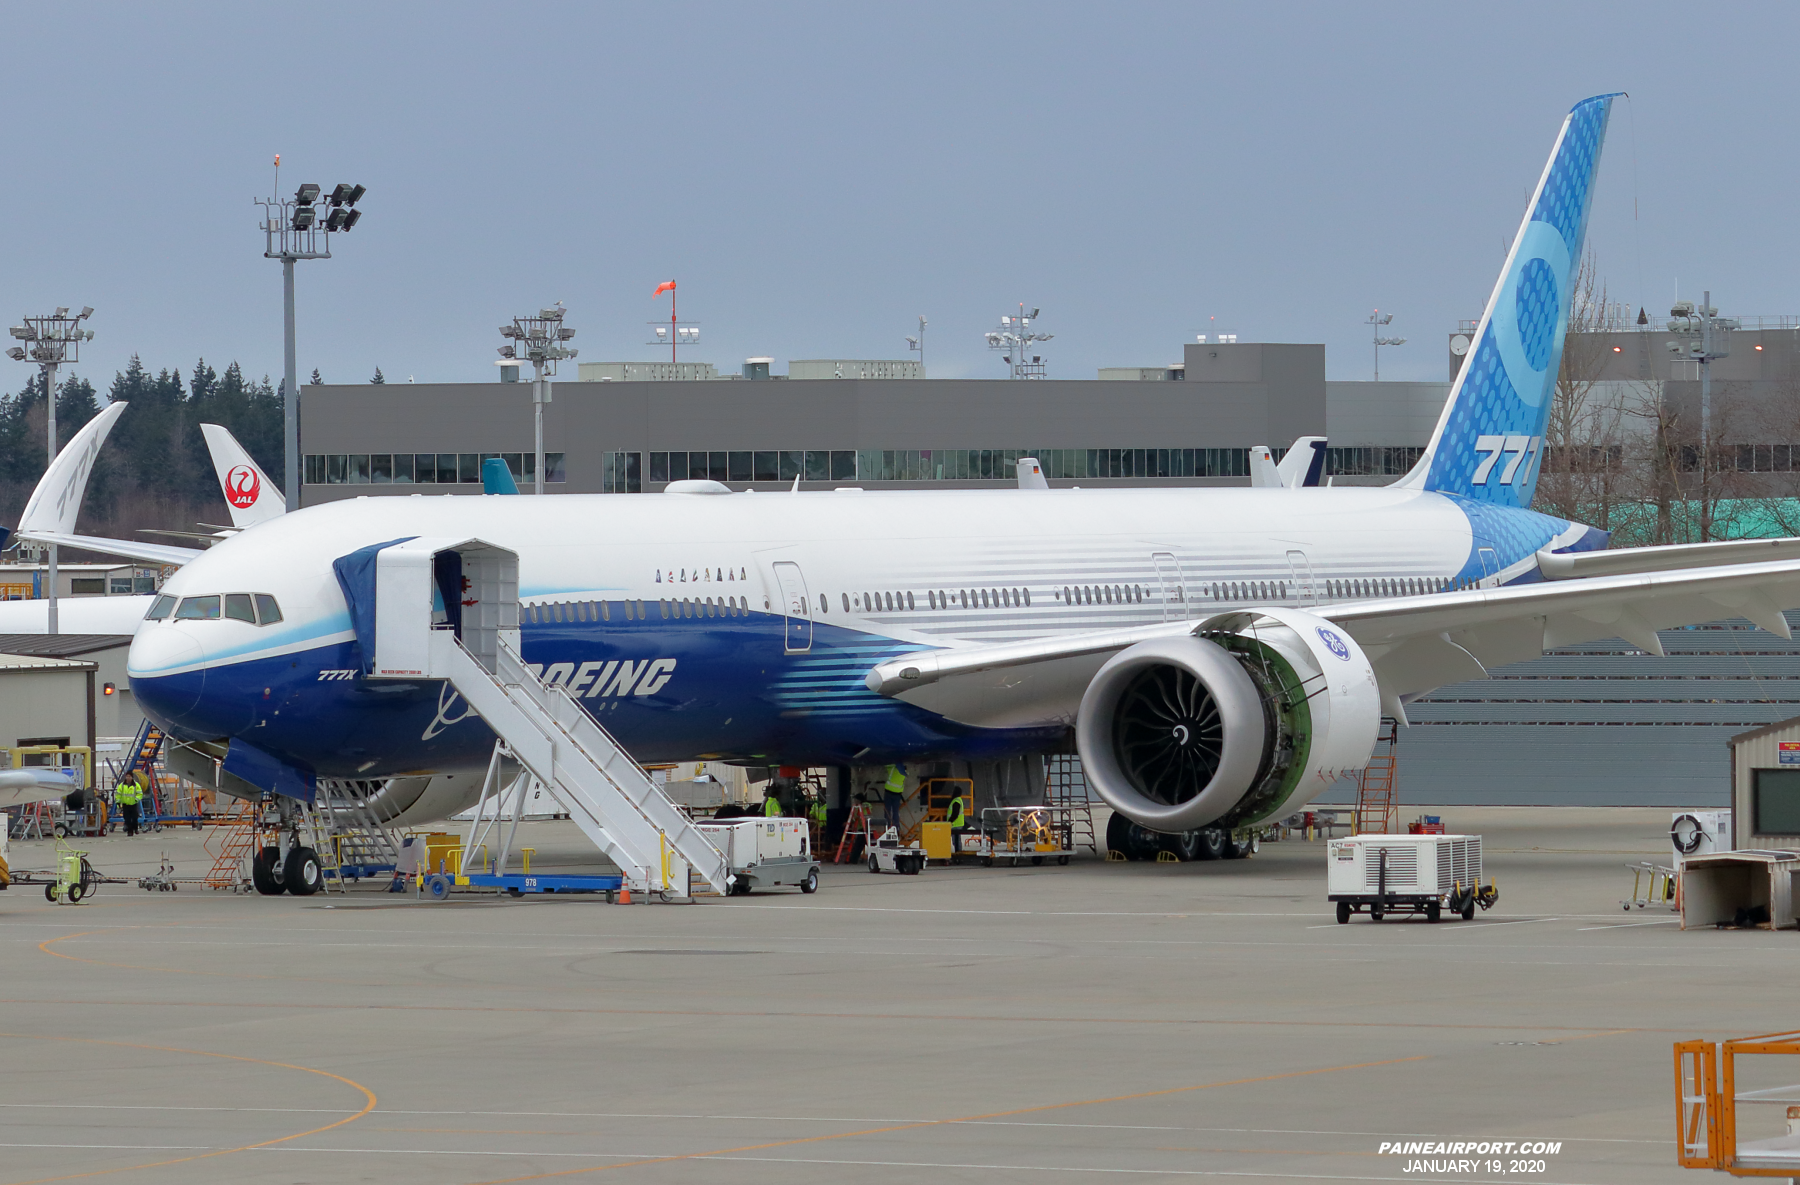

{"left": 0, "top": 805, "right": 1780, "bottom": 1184}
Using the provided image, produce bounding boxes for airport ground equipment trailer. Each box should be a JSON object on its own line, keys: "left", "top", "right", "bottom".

{"left": 959, "top": 806, "right": 1075, "bottom": 867}
{"left": 694, "top": 817, "right": 820, "bottom": 895}
{"left": 865, "top": 825, "right": 925, "bottom": 875}
{"left": 1327, "top": 833, "right": 1495, "bottom": 923}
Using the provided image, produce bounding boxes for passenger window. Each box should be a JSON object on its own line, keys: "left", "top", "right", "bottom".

{"left": 841, "top": 592, "right": 850, "bottom": 613}
{"left": 818, "top": 593, "right": 827, "bottom": 614}
{"left": 175, "top": 595, "right": 221, "bottom": 620}
{"left": 146, "top": 595, "right": 176, "bottom": 621}
{"left": 1023, "top": 588, "right": 1031, "bottom": 607}
{"left": 905, "top": 591, "right": 914, "bottom": 610}
{"left": 224, "top": 593, "right": 255, "bottom": 623}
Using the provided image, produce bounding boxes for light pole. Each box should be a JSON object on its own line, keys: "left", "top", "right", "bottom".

{"left": 1666, "top": 292, "right": 1739, "bottom": 540}
{"left": 498, "top": 304, "right": 577, "bottom": 495}
{"left": 985, "top": 305, "right": 1053, "bottom": 379}
{"left": 906, "top": 315, "right": 926, "bottom": 375}
{"left": 257, "top": 159, "right": 367, "bottom": 511}
{"left": 6, "top": 306, "right": 94, "bottom": 635}
{"left": 1366, "top": 309, "right": 1405, "bottom": 381}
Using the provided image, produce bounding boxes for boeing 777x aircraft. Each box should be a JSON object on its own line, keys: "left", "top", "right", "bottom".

{"left": 19, "top": 93, "right": 1800, "bottom": 875}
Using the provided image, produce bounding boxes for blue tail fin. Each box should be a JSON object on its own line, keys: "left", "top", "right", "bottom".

{"left": 481, "top": 458, "right": 520, "bottom": 495}
{"left": 1399, "top": 93, "right": 1620, "bottom": 508}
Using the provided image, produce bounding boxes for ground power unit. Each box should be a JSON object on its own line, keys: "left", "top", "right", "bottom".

{"left": 693, "top": 817, "right": 821, "bottom": 896}
{"left": 1326, "top": 834, "right": 1496, "bottom": 923}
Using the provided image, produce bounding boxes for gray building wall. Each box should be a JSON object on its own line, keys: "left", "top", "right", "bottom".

{"left": 298, "top": 343, "right": 1336, "bottom": 502}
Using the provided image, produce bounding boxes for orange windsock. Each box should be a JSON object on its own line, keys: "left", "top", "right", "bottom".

{"left": 653, "top": 281, "right": 677, "bottom": 298}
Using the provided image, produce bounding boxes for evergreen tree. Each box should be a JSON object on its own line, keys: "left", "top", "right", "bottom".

{"left": 370, "top": 367, "right": 385, "bottom": 384}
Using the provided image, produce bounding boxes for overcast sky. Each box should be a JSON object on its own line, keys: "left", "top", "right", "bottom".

{"left": 4, "top": 2, "right": 1795, "bottom": 393}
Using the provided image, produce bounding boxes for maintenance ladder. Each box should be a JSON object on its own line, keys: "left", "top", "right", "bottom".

{"left": 1043, "top": 755, "right": 1097, "bottom": 855}
{"left": 1353, "top": 718, "right": 1400, "bottom": 835}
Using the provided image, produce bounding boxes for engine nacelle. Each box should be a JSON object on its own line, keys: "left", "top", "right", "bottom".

{"left": 1075, "top": 608, "right": 1381, "bottom": 833}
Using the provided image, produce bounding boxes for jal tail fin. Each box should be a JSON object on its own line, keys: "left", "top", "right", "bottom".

{"left": 481, "top": 458, "right": 520, "bottom": 495}
{"left": 200, "top": 424, "right": 285, "bottom": 528}
{"left": 1397, "top": 93, "right": 1621, "bottom": 508}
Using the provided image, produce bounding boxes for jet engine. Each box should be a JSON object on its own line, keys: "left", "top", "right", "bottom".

{"left": 1076, "top": 608, "right": 1381, "bottom": 841}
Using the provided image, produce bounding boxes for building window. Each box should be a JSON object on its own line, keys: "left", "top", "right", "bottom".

{"left": 1754, "top": 768, "right": 1800, "bottom": 834}
{"left": 602, "top": 452, "right": 642, "bottom": 494}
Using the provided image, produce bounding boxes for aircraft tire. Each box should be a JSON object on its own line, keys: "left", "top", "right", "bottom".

{"left": 252, "top": 847, "right": 284, "bottom": 896}
{"left": 284, "top": 847, "right": 323, "bottom": 896}
{"left": 1194, "top": 828, "right": 1227, "bottom": 861}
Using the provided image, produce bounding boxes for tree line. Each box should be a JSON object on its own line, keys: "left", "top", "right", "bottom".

{"left": 0, "top": 357, "right": 286, "bottom": 540}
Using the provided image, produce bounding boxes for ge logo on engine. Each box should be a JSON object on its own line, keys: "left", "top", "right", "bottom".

{"left": 225, "top": 464, "right": 260, "bottom": 508}
{"left": 1316, "top": 627, "right": 1350, "bottom": 660}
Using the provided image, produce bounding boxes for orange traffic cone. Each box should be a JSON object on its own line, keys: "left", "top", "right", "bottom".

{"left": 618, "top": 887, "right": 631, "bottom": 904}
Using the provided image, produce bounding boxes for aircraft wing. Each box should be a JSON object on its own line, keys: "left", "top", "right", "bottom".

{"left": 1537, "top": 535, "right": 1800, "bottom": 579}
{"left": 11, "top": 401, "right": 203, "bottom": 567}
{"left": 865, "top": 557, "right": 1800, "bottom": 727}
{"left": 0, "top": 767, "right": 81, "bottom": 808}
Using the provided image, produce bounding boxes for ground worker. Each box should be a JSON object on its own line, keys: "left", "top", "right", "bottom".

{"left": 945, "top": 791, "right": 967, "bottom": 835}
{"left": 115, "top": 769, "right": 148, "bottom": 837}
{"left": 762, "top": 794, "right": 782, "bottom": 817}
{"left": 808, "top": 798, "right": 827, "bottom": 830}
{"left": 882, "top": 763, "right": 905, "bottom": 834}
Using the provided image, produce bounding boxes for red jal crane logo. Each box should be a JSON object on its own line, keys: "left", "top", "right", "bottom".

{"left": 225, "top": 465, "right": 260, "bottom": 508}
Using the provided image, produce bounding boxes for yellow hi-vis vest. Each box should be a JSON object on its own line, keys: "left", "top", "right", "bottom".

{"left": 809, "top": 802, "right": 827, "bottom": 824}
{"left": 884, "top": 765, "right": 905, "bottom": 795}
{"left": 115, "top": 778, "right": 144, "bottom": 806}
{"left": 763, "top": 797, "right": 781, "bottom": 816}
{"left": 945, "top": 796, "right": 965, "bottom": 828}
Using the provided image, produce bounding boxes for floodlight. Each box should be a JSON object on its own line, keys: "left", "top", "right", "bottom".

{"left": 345, "top": 184, "right": 366, "bottom": 205}
{"left": 78, "top": 307, "right": 93, "bottom": 319}
{"left": 497, "top": 346, "right": 515, "bottom": 358}
{"left": 292, "top": 206, "right": 316, "bottom": 230}
{"left": 53, "top": 307, "right": 68, "bottom": 317}
{"left": 329, "top": 183, "right": 354, "bottom": 205}
{"left": 540, "top": 307, "right": 561, "bottom": 320}
{"left": 4, "top": 348, "right": 22, "bottom": 361}
{"left": 341, "top": 209, "right": 361, "bottom": 230}
{"left": 656, "top": 327, "right": 667, "bottom": 339}
{"left": 325, "top": 208, "right": 348, "bottom": 231}
{"left": 1030, "top": 308, "right": 1040, "bottom": 319}
{"left": 83, "top": 330, "right": 93, "bottom": 341}
{"left": 295, "top": 183, "right": 320, "bottom": 206}
{"left": 8, "top": 326, "right": 31, "bottom": 340}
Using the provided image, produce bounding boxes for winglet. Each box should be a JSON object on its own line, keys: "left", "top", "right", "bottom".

{"left": 199, "top": 424, "right": 286, "bottom": 527}
{"left": 18, "top": 401, "right": 128, "bottom": 537}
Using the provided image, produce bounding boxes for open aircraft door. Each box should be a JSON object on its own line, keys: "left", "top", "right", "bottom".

{"left": 771, "top": 561, "right": 813, "bottom": 653}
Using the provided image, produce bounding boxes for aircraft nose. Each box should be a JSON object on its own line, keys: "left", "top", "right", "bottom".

{"left": 127, "top": 626, "right": 206, "bottom": 722}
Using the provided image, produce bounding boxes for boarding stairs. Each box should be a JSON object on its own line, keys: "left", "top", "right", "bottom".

{"left": 1352, "top": 718, "right": 1400, "bottom": 835}
{"left": 354, "top": 534, "right": 727, "bottom": 895}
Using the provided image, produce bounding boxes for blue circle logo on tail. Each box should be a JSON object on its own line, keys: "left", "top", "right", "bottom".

{"left": 1316, "top": 627, "right": 1350, "bottom": 660}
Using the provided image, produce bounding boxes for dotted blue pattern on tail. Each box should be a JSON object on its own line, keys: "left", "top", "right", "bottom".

{"left": 1419, "top": 94, "right": 1618, "bottom": 510}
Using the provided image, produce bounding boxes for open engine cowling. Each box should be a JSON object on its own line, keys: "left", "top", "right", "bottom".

{"left": 1075, "top": 608, "right": 1381, "bottom": 834}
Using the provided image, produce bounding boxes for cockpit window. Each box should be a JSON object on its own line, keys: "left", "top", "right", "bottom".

{"left": 224, "top": 593, "right": 256, "bottom": 623}
{"left": 254, "top": 594, "right": 282, "bottom": 625}
{"left": 146, "top": 595, "right": 176, "bottom": 621}
{"left": 174, "top": 595, "right": 221, "bottom": 620}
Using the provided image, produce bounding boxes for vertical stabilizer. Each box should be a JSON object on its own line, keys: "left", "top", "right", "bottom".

{"left": 1396, "top": 94, "right": 1620, "bottom": 508}
{"left": 200, "top": 424, "right": 286, "bottom": 528}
